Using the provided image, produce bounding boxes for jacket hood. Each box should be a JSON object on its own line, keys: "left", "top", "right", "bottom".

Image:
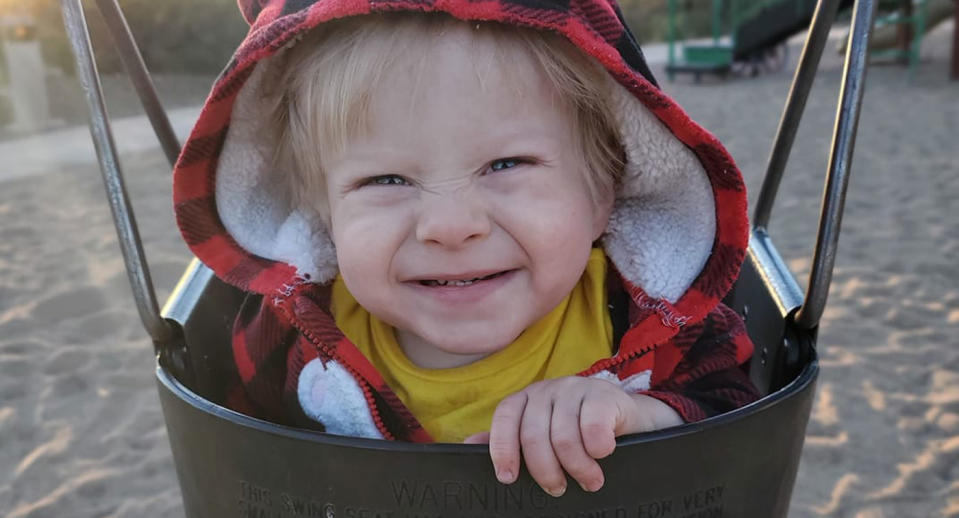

{"left": 173, "top": 0, "right": 749, "bottom": 338}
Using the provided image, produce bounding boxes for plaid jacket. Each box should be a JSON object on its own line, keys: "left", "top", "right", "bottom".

{"left": 173, "top": 0, "right": 760, "bottom": 441}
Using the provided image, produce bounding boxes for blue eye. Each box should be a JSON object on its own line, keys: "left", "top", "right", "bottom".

{"left": 364, "top": 175, "right": 410, "bottom": 187}
{"left": 489, "top": 158, "right": 523, "bottom": 173}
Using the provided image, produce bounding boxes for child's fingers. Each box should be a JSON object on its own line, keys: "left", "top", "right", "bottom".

{"left": 550, "top": 395, "right": 605, "bottom": 492}
{"left": 463, "top": 431, "right": 490, "bottom": 444}
{"left": 519, "top": 392, "right": 567, "bottom": 497}
{"left": 579, "top": 394, "right": 619, "bottom": 460}
{"left": 488, "top": 391, "right": 528, "bottom": 484}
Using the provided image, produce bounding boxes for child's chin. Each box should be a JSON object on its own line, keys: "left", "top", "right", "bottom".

{"left": 431, "top": 337, "right": 507, "bottom": 356}
{"left": 399, "top": 321, "right": 526, "bottom": 366}
{"left": 428, "top": 332, "right": 516, "bottom": 358}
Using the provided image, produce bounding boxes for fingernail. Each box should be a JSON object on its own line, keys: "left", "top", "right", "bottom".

{"left": 496, "top": 469, "right": 513, "bottom": 483}
{"left": 547, "top": 485, "right": 566, "bottom": 498}
{"left": 580, "top": 479, "right": 604, "bottom": 493}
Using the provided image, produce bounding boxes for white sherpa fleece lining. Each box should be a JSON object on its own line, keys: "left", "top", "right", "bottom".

{"left": 216, "top": 55, "right": 715, "bottom": 302}
{"left": 299, "top": 358, "right": 385, "bottom": 438}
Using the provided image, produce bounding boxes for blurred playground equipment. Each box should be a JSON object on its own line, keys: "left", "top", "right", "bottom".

{"left": 837, "top": 0, "right": 954, "bottom": 72}
{"left": 665, "top": 0, "right": 848, "bottom": 80}
{"left": 666, "top": 0, "right": 955, "bottom": 79}
{"left": 0, "top": 13, "right": 51, "bottom": 132}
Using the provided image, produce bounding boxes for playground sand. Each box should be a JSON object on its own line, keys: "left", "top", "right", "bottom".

{"left": 0, "top": 20, "right": 957, "bottom": 518}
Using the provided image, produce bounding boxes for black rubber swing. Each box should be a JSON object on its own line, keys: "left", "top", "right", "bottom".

{"left": 58, "top": 0, "right": 877, "bottom": 515}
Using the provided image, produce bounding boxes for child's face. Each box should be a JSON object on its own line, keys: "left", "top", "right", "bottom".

{"left": 322, "top": 29, "right": 611, "bottom": 368}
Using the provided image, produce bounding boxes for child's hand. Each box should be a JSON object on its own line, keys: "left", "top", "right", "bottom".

{"left": 464, "top": 377, "right": 682, "bottom": 497}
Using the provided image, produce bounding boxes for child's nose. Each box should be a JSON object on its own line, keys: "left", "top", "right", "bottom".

{"left": 415, "top": 194, "right": 491, "bottom": 248}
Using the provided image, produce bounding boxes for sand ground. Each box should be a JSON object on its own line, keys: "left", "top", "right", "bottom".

{"left": 0, "top": 21, "right": 957, "bottom": 518}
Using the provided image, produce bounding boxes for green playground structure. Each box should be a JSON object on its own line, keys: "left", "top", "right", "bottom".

{"left": 866, "top": 0, "right": 945, "bottom": 73}
{"left": 665, "top": 0, "right": 935, "bottom": 80}
{"left": 666, "top": 0, "right": 851, "bottom": 80}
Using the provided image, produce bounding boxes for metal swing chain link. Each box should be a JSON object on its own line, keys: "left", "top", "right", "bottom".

{"left": 59, "top": 0, "right": 177, "bottom": 347}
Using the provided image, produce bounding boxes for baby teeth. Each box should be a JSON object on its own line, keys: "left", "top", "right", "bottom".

{"left": 420, "top": 271, "right": 507, "bottom": 287}
{"left": 425, "top": 277, "right": 482, "bottom": 287}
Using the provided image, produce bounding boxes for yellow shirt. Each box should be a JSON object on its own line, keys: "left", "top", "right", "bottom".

{"left": 331, "top": 248, "right": 613, "bottom": 442}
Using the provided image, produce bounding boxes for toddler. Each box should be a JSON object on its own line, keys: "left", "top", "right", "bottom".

{"left": 173, "top": 1, "right": 760, "bottom": 498}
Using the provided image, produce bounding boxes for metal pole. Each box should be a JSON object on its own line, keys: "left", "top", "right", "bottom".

{"left": 92, "top": 0, "right": 181, "bottom": 167}
{"left": 713, "top": 0, "right": 722, "bottom": 44}
{"left": 794, "top": 0, "right": 877, "bottom": 330}
{"left": 59, "top": 0, "right": 176, "bottom": 347}
{"left": 668, "top": 0, "right": 678, "bottom": 80}
{"left": 752, "top": 0, "right": 843, "bottom": 231}
{"left": 896, "top": 0, "right": 913, "bottom": 64}
{"left": 951, "top": 0, "right": 958, "bottom": 79}
{"left": 731, "top": 0, "right": 739, "bottom": 36}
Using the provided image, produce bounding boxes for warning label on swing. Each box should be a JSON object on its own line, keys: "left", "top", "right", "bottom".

{"left": 236, "top": 480, "right": 726, "bottom": 518}
{"left": 634, "top": 485, "right": 725, "bottom": 518}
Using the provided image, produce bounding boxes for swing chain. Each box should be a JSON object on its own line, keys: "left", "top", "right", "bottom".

{"left": 794, "top": 0, "right": 878, "bottom": 330}
{"left": 59, "top": 0, "right": 180, "bottom": 348}
{"left": 754, "top": 0, "right": 878, "bottom": 331}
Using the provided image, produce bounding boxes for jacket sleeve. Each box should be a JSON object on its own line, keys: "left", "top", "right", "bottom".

{"left": 641, "top": 303, "right": 761, "bottom": 422}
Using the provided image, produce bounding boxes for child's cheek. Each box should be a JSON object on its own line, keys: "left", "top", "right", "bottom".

{"left": 331, "top": 201, "right": 402, "bottom": 250}
{"left": 487, "top": 170, "right": 592, "bottom": 224}
{"left": 336, "top": 240, "right": 388, "bottom": 289}
{"left": 331, "top": 210, "right": 405, "bottom": 305}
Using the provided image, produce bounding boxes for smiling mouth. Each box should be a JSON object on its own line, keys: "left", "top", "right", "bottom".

{"left": 418, "top": 271, "right": 510, "bottom": 287}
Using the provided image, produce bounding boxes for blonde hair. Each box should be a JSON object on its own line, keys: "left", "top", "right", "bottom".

{"left": 263, "top": 13, "right": 624, "bottom": 221}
